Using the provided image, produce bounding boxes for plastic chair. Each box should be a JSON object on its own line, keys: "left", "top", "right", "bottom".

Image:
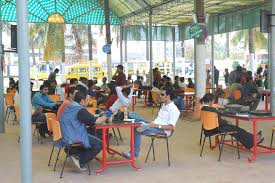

{"left": 233, "top": 90, "right": 241, "bottom": 100}
{"left": 4, "top": 93, "right": 15, "bottom": 124}
{"left": 49, "top": 120, "right": 91, "bottom": 178}
{"left": 45, "top": 113, "right": 57, "bottom": 132}
{"left": 16, "top": 106, "right": 44, "bottom": 144}
{"left": 151, "top": 91, "right": 161, "bottom": 115}
{"left": 145, "top": 129, "right": 175, "bottom": 166}
{"left": 199, "top": 104, "right": 220, "bottom": 146}
{"left": 86, "top": 107, "right": 96, "bottom": 115}
{"left": 200, "top": 108, "right": 240, "bottom": 161}
{"left": 224, "top": 88, "right": 230, "bottom": 99}
{"left": 88, "top": 97, "right": 97, "bottom": 108}
{"left": 49, "top": 94, "right": 61, "bottom": 102}
{"left": 270, "top": 127, "right": 275, "bottom": 148}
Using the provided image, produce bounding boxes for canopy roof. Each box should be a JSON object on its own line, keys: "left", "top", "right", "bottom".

{"left": 0, "top": 0, "right": 267, "bottom": 25}
{"left": 0, "top": 0, "right": 120, "bottom": 24}
{"left": 112, "top": 0, "right": 265, "bottom": 25}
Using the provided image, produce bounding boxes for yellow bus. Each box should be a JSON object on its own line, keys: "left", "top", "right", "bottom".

{"left": 65, "top": 61, "right": 103, "bottom": 80}
{"left": 30, "top": 61, "right": 55, "bottom": 80}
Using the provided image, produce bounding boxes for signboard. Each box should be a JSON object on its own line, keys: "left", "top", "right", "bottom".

{"left": 102, "top": 44, "right": 111, "bottom": 54}
{"left": 189, "top": 24, "right": 203, "bottom": 38}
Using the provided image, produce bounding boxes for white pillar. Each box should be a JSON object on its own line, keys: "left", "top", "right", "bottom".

{"left": 172, "top": 27, "right": 176, "bottom": 78}
{"left": 211, "top": 33, "right": 215, "bottom": 88}
{"left": 17, "top": 0, "right": 32, "bottom": 182}
{"left": 120, "top": 25, "right": 123, "bottom": 65}
{"left": 195, "top": 44, "right": 206, "bottom": 98}
{"left": 107, "top": 54, "right": 112, "bottom": 81}
{"left": 270, "top": 0, "right": 275, "bottom": 115}
{"left": 0, "top": 23, "right": 4, "bottom": 133}
{"left": 124, "top": 26, "right": 128, "bottom": 78}
{"left": 149, "top": 11, "right": 153, "bottom": 85}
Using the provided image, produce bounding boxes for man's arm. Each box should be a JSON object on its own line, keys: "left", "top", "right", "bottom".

{"left": 77, "top": 108, "right": 107, "bottom": 125}
{"left": 34, "top": 95, "right": 56, "bottom": 108}
{"left": 149, "top": 123, "right": 175, "bottom": 131}
{"left": 112, "top": 71, "right": 118, "bottom": 80}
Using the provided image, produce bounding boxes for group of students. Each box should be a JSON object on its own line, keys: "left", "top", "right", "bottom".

{"left": 13, "top": 64, "right": 179, "bottom": 171}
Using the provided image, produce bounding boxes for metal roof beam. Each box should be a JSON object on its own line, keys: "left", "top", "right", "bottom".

{"left": 121, "top": 0, "right": 178, "bottom": 20}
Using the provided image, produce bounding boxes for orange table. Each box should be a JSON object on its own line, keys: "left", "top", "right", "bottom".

{"left": 176, "top": 92, "right": 195, "bottom": 112}
{"left": 259, "top": 90, "right": 270, "bottom": 112}
{"left": 94, "top": 121, "right": 141, "bottom": 174}
{"left": 220, "top": 113, "right": 275, "bottom": 162}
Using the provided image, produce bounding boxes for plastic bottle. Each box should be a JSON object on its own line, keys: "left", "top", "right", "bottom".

{"left": 124, "top": 107, "right": 128, "bottom": 119}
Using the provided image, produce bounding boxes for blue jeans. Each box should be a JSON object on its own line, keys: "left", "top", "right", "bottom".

{"left": 134, "top": 127, "right": 166, "bottom": 157}
{"left": 174, "top": 96, "right": 185, "bottom": 111}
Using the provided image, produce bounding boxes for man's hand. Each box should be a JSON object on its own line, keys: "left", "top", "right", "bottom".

{"left": 148, "top": 121, "right": 157, "bottom": 128}
{"left": 95, "top": 116, "right": 107, "bottom": 124}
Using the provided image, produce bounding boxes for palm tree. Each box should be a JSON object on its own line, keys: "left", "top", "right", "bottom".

{"left": 231, "top": 28, "right": 267, "bottom": 51}
{"left": 43, "top": 23, "right": 65, "bottom": 63}
{"left": 29, "top": 23, "right": 46, "bottom": 65}
{"left": 88, "top": 25, "right": 93, "bottom": 61}
{"left": 231, "top": 28, "right": 267, "bottom": 71}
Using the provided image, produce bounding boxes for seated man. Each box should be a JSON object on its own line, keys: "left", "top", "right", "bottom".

{"left": 200, "top": 93, "right": 263, "bottom": 149}
{"left": 238, "top": 76, "right": 259, "bottom": 111}
{"left": 122, "top": 87, "right": 180, "bottom": 159}
{"left": 32, "top": 84, "right": 58, "bottom": 137}
{"left": 60, "top": 91, "right": 108, "bottom": 170}
{"left": 32, "top": 84, "right": 60, "bottom": 111}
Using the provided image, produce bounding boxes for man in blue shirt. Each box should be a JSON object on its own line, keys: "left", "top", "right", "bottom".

{"left": 32, "top": 84, "right": 57, "bottom": 109}
{"left": 32, "top": 84, "right": 58, "bottom": 138}
{"left": 60, "top": 91, "right": 108, "bottom": 170}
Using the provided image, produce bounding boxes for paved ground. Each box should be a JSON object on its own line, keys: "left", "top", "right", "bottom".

{"left": 1, "top": 101, "right": 275, "bottom": 183}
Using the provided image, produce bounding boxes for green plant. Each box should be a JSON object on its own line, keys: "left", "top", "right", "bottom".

{"left": 232, "top": 60, "right": 240, "bottom": 70}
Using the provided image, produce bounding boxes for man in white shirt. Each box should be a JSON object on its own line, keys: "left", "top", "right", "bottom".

{"left": 122, "top": 87, "right": 180, "bottom": 159}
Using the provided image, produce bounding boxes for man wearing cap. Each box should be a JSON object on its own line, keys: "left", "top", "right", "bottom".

{"left": 112, "top": 65, "right": 126, "bottom": 86}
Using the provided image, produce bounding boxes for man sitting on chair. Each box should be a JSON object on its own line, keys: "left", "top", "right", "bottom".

{"left": 60, "top": 91, "right": 108, "bottom": 170}
{"left": 122, "top": 87, "right": 180, "bottom": 159}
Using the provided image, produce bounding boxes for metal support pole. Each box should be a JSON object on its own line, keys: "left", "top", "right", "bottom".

{"left": 0, "top": 22, "right": 4, "bottom": 133}
{"left": 172, "top": 27, "right": 176, "bottom": 79}
{"left": 211, "top": 31, "right": 215, "bottom": 88}
{"left": 120, "top": 25, "right": 123, "bottom": 65}
{"left": 271, "top": 0, "right": 275, "bottom": 115}
{"left": 104, "top": 0, "right": 112, "bottom": 82}
{"left": 268, "top": 33, "right": 271, "bottom": 89}
{"left": 17, "top": 0, "right": 32, "bottom": 182}
{"left": 124, "top": 26, "right": 128, "bottom": 78}
{"left": 149, "top": 10, "right": 153, "bottom": 86}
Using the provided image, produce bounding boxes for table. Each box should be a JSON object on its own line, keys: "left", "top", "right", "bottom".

{"left": 176, "top": 92, "right": 195, "bottom": 112}
{"left": 94, "top": 121, "right": 141, "bottom": 174}
{"left": 220, "top": 113, "right": 275, "bottom": 162}
{"left": 258, "top": 89, "right": 270, "bottom": 112}
{"left": 133, "top": 88, "right": 149, "bottom": 108}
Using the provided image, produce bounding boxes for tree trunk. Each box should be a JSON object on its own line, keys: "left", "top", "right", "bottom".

{"left": 88, "top": 25, "right": 93, "bottom": 61}
{"left": 226, "top": 32, "right": 230, "bottom": 58}
{"left": 181, "top": 41, "right": 185, "bottom": 58}
{"left": 31, "top": 40, "right": 36, "bottom": 66}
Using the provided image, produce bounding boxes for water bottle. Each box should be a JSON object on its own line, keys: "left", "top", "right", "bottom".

{"left": 124, "top": 107, "right": 128, "bottom": 119}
